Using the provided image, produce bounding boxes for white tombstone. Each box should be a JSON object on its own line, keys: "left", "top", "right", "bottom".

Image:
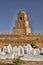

{"left": 40, "top": 48, "right": 43, "bottom": 53}
{"left": 0, "top": 48, "right": 1, "bottom": 52}
{"left": 7, "top": 46, "right": 11, "bottom": 53}
{"left": 8, "top": 44, "right": 12, "bottom": 51}
{"left": 12, "top": 46, "right": 18, "bottom": 53}
{"left": 26, "top": 44, "right": 32, "bottom": 50}
{"left": 0, "top": 48, "right": 2, "bottom": 55}
{"left": 18, "top": 46, "right": 24, "bottom": 56}
{"left": 13, "top": 46, "right": 18, "bottom": 51}
{"left": 7, "top": 44, "right": 12, "bottom": 53}
{"left": 24, "top": 45, "right": 28, "bottom": 54}
{"left": 35, "top": 48, "right": 40, "bottom": 55}
{"left": 1, "top": 51, "right": 6, "bottom": 55}
{"left": 30, "top": 49, "right": 37, "bottom": 55}
{"left": 24, "top": 44, "right": 32, "bottom": 54}
{"left": 3, "top": 46, "right": 8, "bottom": 54}
{"left": 8, "top": 54, "right": 14, "bottom": 59}
{"left": 3, "top": 46, "right": 7, "bottom": 52}
{"left": 12, "top": 46, "right": 18, "bottom": 57}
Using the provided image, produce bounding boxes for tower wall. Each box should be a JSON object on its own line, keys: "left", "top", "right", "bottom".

{"left": 12, "top": 10, "right": 31, "bottom": 35}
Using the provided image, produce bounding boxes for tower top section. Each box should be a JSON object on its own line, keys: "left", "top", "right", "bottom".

{"left": 12, "top": 10, "right": 31, "bottom": 35}
{"left": 19, "top": 10, "right": 26, "bottom": 14}
{"left": 17, "top": 10, "right": 27, "bottom": 21}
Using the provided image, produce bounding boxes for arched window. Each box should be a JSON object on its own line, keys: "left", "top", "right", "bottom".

{"left": 20, "top": 17, "right": 22, "bottom": 20}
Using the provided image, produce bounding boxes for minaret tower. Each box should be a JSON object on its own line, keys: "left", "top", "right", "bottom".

{"left": 12, "top": 10, "right": 31, "bottom": 35}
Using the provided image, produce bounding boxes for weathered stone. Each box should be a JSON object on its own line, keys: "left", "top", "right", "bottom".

{"left": 0, "top": 10, "right": 43, "bottom": 48}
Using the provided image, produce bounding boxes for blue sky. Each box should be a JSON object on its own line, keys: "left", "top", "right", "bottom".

{"left": 0, "top": 0, "right": 43, "bottom": 33}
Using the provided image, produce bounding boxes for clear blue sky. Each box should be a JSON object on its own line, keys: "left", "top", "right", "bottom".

{"left": 0, "top": 0, "right": 43, "bottom": 33}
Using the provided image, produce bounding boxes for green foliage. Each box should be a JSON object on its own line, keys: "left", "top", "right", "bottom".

{"left": 30, "top": 43, "right": 37, "bottom": 48}
{"left": 13, "top": 57, "right": 22, "bottom": 65}
{"left": 0, "top": 63, "right": 4, "bottom": 65}
{"left": 0, "top": 63, "right": 2, "bottom": 65}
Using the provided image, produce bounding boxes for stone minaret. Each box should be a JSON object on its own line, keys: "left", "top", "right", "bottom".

{"left": 12, "top": 10, "right": 31, "bottom": 35}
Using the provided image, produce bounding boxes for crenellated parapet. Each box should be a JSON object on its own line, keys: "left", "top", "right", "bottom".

{"left": 0, "top": 10, "right": 43, "bottom": 48}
